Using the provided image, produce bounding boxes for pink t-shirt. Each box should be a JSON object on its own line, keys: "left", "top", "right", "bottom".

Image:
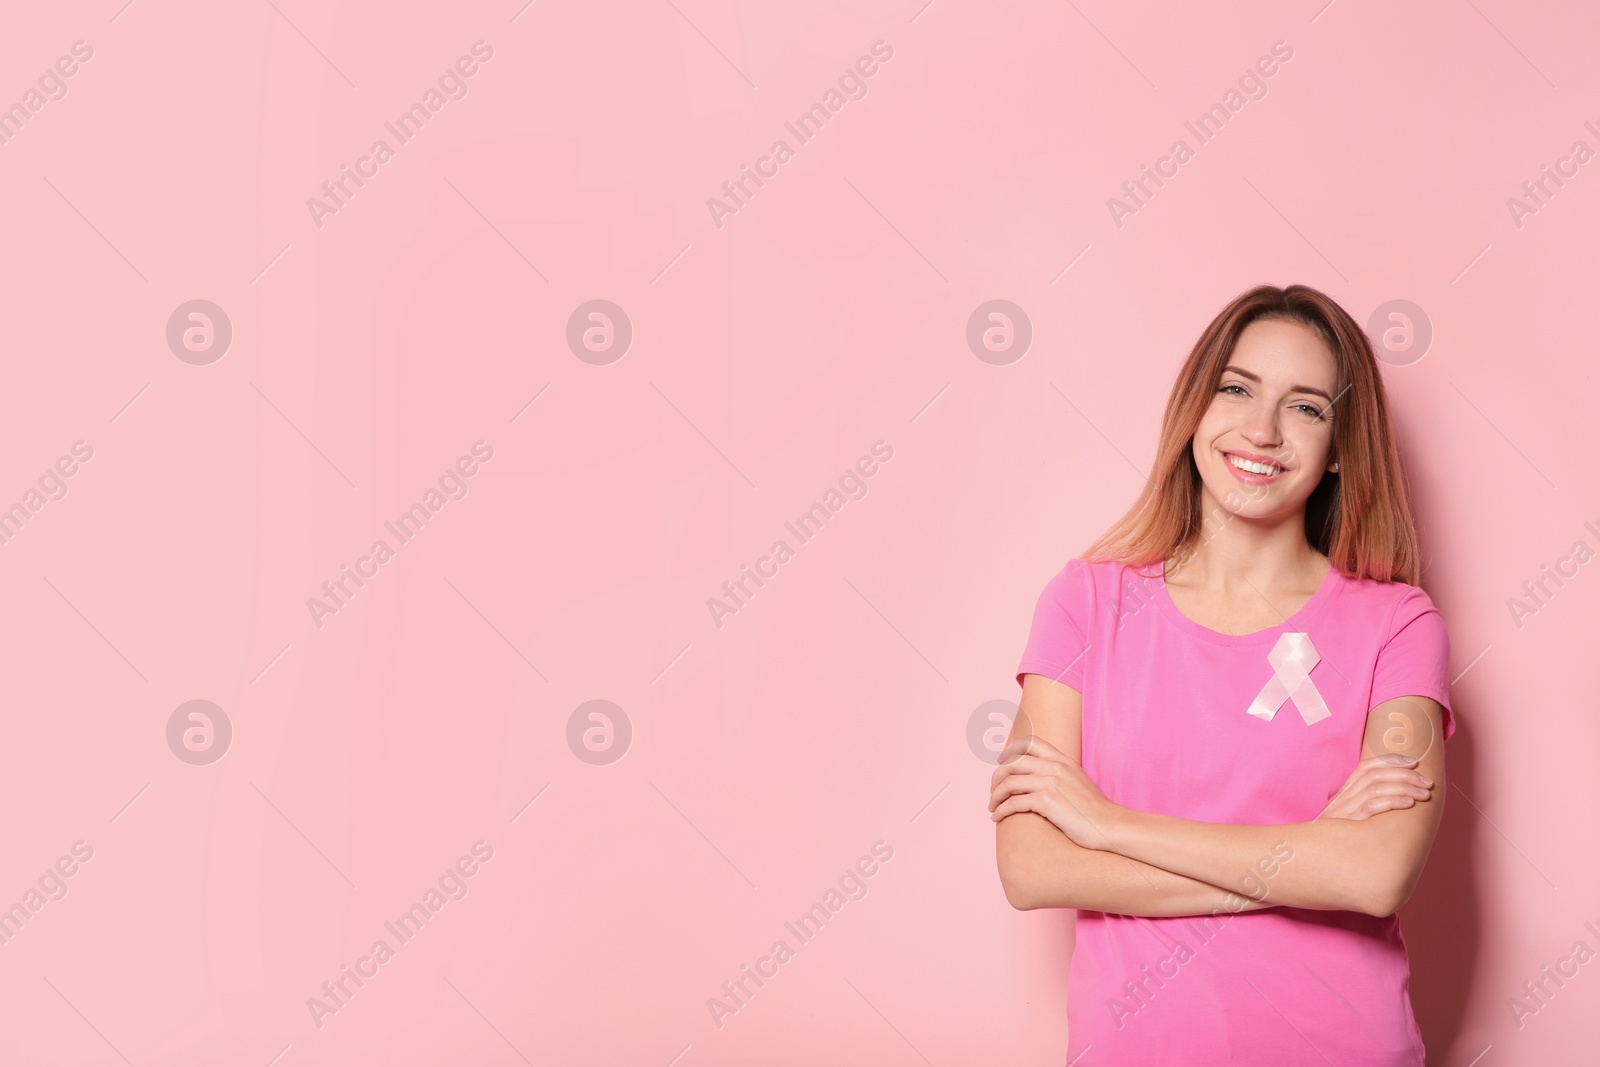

{"left": 1015, "top": 557, "right": 1455, "bottom": 1066}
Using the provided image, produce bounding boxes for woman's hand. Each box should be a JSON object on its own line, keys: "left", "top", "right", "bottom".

{"left": 988, "top": 734, "right": 1121, "bottom": 850}
{"left": 1318, "top": 753, "right": 1435, "bottom": 821}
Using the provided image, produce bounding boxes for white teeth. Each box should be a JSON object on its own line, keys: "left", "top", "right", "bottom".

{"left": 1228, "top": 455, "right": 1281, "bottom": 476}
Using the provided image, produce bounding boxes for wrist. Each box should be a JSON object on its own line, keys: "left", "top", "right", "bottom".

{"left": 1092, "top": 801, "right": 1134, "bottom": 852}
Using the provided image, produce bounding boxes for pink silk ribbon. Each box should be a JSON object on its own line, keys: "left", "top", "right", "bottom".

{"left": 1246, "top": 632, "right": 1331, "bottom": 725}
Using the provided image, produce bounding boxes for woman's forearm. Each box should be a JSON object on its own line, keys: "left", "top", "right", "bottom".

{"left": 1099, "top": 807, "right": 1379, "bottom": 915}
{"left": 998, "top": 812, "right": 1276, "bottom": 917}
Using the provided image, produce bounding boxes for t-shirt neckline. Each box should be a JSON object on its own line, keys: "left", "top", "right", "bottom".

{"left": 1149, "top": 557, "right": 1343, "bottom": 646}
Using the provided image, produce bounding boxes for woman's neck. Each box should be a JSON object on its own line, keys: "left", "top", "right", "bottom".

{"left": 1166, "top": 504, "right": 1328, "bottom": 599}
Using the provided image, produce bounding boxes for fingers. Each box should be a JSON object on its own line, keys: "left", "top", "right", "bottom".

{"left": 1358, "top": 754, "right": 1434, "bottom": 785}
{"left": 1324, "top": 778, "right": 1434, "bottom": 821}
{"left": 1321, "top": 756, "right": 1437, "bottom": 820}
{"left": 990, "top": 792, "right": 1041, "bottom": 821}
{"left": 988, "top": 773, "right": 1054, "bottom": 812}
{"left": 1355, "top": 781, "right": 1432, "bottom": 803}
{"left": 990, "top": 748, "right": 1077, "bottom": 792}
{"left": 1327, "top": 755, "right": 1425, "bottom": 805}
{"left": 1337, "top": 795, "right": 1414, "bottom": 822}
{"left": 989, "top": 754, "right": 1052, "bottom": 791}
{"left": 1341, "top": 760, "right": 1434, "bottom": 793}
{"left": 997, "top": 733, "right": 1065, "bottom": 765}
{"left": 1352, "top": 769, "right": 1434, "bottom": 792}
{"left": 989, "top": 778, "right": 1071, "bottom": 822}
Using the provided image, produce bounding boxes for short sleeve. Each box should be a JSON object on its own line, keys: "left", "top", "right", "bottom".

{"left": 1016, "top": 558, "right": 1093, "bottom": 691}
{"left": 1369, "top": 584, "right": 1456, "bottom": 740}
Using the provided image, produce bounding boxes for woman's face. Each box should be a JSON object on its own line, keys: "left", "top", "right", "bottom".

{"left": 1190, "top": 317, "right": 1341, "bottom": 526}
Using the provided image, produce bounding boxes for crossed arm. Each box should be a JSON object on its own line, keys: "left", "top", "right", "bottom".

{"left": 993, "top": 673, "right": 1448, "bottom": 918}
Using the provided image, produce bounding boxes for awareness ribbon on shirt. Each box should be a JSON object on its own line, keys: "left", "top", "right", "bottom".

{"left": 1245, "top": 632, "right": 1331, "bottom": 725}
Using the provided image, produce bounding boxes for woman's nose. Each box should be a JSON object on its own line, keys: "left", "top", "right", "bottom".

{"left": 1244, "top": 406, "right": 1281, "bottom": 447}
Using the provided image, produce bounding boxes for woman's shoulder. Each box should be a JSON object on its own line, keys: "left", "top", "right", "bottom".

{"left": 1036, "top": 557, "right": 1164, "bottom": 615}
{"left": 1042, "top": 556, "right": 1157, "bottom": 593}
{"left": 1054, "top": 555, "right": 1162, "bottom": 579}
{"left": 1334, "top": 566, "right": 1441, "bottom": 607}
{"left": 1329, "top": 567, "right": 1447, "bottom": 636}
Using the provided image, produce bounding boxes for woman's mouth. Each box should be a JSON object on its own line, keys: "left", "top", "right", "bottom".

{"left": 1224, "top": 452, "right": 1287, "bottom": 484}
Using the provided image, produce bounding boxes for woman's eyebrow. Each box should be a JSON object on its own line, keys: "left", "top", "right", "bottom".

{"left": 1220, "top": 364, "right": 1334, "bottom": 402}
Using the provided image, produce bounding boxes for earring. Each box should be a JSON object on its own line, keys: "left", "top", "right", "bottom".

{"left": 1331, "top": 462, "right": 1340, "bottom": 472}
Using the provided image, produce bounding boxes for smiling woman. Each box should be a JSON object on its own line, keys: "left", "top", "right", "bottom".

{"left": 994, "top": 284, "right": 1454, "bottom": 1066}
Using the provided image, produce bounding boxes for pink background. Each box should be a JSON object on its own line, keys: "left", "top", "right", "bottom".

{"left": 1, "top": 0, "right": 1596, "bottom": 1063}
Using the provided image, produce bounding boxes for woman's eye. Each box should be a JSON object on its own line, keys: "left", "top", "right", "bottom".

{"left": 1295, "top": 404, "right": 1325, "bottom": 419}
{"left": 1219, "top": 384, "right": 1247, "bottom": 396}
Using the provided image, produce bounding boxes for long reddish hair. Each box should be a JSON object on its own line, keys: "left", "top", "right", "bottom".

{"left": 1080, "top": 284, "right": 1421, "bottom": 584}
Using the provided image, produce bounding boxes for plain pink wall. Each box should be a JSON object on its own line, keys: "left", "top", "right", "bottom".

{"left": 0, "top": 0, "right": 1595, "bottom": 1063}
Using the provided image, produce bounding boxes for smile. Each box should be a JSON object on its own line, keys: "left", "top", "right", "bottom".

{"left": 1228, "top": 455, "right": 1282, "bottom": 476}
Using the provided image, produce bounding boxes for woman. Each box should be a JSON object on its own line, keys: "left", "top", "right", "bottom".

{"left": 990, "top": 284, "right": 1454, "bottom": 1065}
